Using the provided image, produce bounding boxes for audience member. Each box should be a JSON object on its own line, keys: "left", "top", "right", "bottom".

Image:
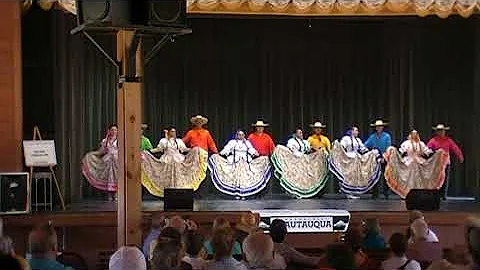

{"left": 28, "top": 224, "right": 74, "bottom": 270}
{"left": 182, "top": 231, "right": 207, "bottom": 270}
{"left": 343, "top": 227, "right": 369, "bottom": 269}
{"left": 0, "top": 253, "right": 23, "bottom": 270}
{"left": 151, "top": 236, "right": 184, "bottom": 270}
{"left": 407, "top": 211, "right": 439, "bottom": 243}
{"left": 426, "top": 246, "right": 470, "bottom": 270}
{"left": 235, "top": 213, "right": 258, "bottom": 244}
{"left": 204, "top": 217, "right": 242, "bottom": 258}
{"left": 466, "top": 217, "right": 480, "bottom": 270}
{"left": 142, "top": 213, "right": 166, "bottom": 258}
{"left": 243, "top": 232, "right": 286, "bottom": 270}
{"left": 407, "top": 218, "right": 442, "bottom": 265}
{"left": 362, "top": 219, "right": 386, "bottom": 250}
{"left": 0, "top": 236, "right": 30, "bottom": 270}
{"left": 382, "top": 233, "right": 421, "bottom": 270}
{"left": 186, "top": 219, "right": 200, "bottom": 232}
{"left": 167, "top": 215, "right": 187, "bottom": 235}
{"left": 204, "top": 228, "right": 247, "bottom": 270}
{"left": 149, "top": 226, "right": 183, "bottom": 261}
{"left": 325, "top": 243, "right": 355, "bottom": 270}
{"left": 269, "top": 219, "right": 321, "bottom": 268}
{"left": 108, "top": 246, "right": 147, "bottom": 270}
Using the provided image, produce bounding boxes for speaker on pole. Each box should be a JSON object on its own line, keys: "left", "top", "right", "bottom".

{"left": 75, "top": 0, "right": 187, "bottom": 28}
{"left": 406, "top": 189, "right": 440, "bottom": 211}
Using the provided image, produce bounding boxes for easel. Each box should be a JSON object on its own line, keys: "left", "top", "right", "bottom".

{"left": 29, "top": 126, "right": 66, "bottom": 211}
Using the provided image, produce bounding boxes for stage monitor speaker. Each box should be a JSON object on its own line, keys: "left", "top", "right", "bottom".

{"left": 0, "top": 173, "right": 30, "bottom": 214}
{"left": 406, "top": 189, "right": 440, "bottom": 211}
{"left": 164, "top": 188, "right": 193, "bottom": 211}
{"left": 75, "top": 0, "right": 187, "bottom": 28}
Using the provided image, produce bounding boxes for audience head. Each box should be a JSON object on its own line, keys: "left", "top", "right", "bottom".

{"left": 151, "top": 213, "right": 166, "bottom": 229}
{"left": 108, "top": 246, "right": 146, "bottom": 270}
{"left": 411, "top": 218, "right": 429, "bottom": 242}
{"left": 236, "top": 212, "right": 258, "bottom": 234}
{"left": 326, "top": 243, "right": 355, "bottom": 270}
{"left": 159, "top": 226, "right": 182, "bottom": 242}
{"left": 269, "top": 219, "right": 288, "bottom": 243}
{"left": 388, "top": 233, "right": 408, "bottom": 257}
{"left": 363, "top": 218, "right": 381, "bottom": 235}
{"left": 0, "top": 254, "right": 22, "bottom": 270}
{"left": 185, "top": 219, "right": 199, "bottom": 232}
{"left": 466, "top": 217, "right": 480, "bottom": 266}
{"left": 409, "top": 210, "right": 425, "bottom": 224}
{"left": 28, "top": 223, "right": 58, "bottom": 259}
{"left": 166, "top": 215, "right": 186, "bottom": 235}
{"left": 211, "top": 228, "right": 234, "bottom": 260}
{"left": 184, "top": 231, "right": 205, "bottom": 257}
{"left": 151, "top": 237, "right": 183, "bottom": 270}
{"left": 243, "top": 232, "right": 275, "bottom": 269}
{"left": 0, "top": 236, "right": 14, "bottom": 255}
{"left": 213, "top": 217, "right": 231, "bottom": 231}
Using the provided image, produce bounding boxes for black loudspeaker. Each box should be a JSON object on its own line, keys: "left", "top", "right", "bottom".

{"left": 75, "top": 0, "right": 187, "bottom": 28}
{"left": 164, "top": 188, "right": 193, "bottom": 211}
{"left": 406, "top": 189, "right": 440, "bottom": 211}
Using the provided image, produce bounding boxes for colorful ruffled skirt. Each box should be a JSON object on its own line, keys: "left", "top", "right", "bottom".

{"left": 81, "top": 150, "right": 118, "bottom": 192}
{"left": 384, "top": 147, "right": 448, "bottom": 198}
{"left": 329, "top": 141, "right": 381, "bottom": 195}
{"left": 141, "top": 147, "right": 208, "bottom": 197}
{"left": 271, "top": 145, "right": 330, "bottom": 198}
{"left": 208, "top": 155, "right": 271, "bottom": 197}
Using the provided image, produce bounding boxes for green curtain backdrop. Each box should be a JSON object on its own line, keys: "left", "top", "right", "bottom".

{"left": 22, "top": 10, "right": 480, "bottom": 200}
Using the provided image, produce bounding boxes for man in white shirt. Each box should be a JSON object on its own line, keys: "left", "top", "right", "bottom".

{"left": 382, "top": 233, "right": 421, "bottom": 270}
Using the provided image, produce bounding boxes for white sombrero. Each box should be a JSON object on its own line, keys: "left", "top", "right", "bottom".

{"left": 432, "top": 124, "right": 450, "bottom": 131}
{"left": 252, "top": 120, "right": 269, "bottom": 127}
{"left": 141, "top": 124, "right": 148, "bottom": 129}
{"left": 370, "top": 120, "right": 388, "bottom": 127}
{"left": 190, "top": 115, "right": 208, "bottom": 126}
{"left": 310, "top": 122, "right": 326, "bottom": 128}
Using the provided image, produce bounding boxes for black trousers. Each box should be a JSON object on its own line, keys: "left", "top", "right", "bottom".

{"left": 372, "top": 162, "right": 390, "bottom": 198}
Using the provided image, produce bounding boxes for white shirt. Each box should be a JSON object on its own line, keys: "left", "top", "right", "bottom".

{"left": 287, "top": 137, "right": 310, "bottom": 156}
{"left": 156, "top": 137, "right": 189, "bottom": 153}
{"left": 382, "top": 255, "right": 421, "bottom": 270}
{"left": 340, "top": 136, "right": 368, "bottom": 157}
{"left": 220, "top": 139, "right": 258, "bottom": 163}
{"left": 182, "top": 256, "right": 205, "bottom": 270}
{"left": 400, "top": 140, "right": 433, "bottom": 156}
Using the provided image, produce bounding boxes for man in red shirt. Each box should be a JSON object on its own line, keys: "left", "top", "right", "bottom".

{"left": 247, "top": 120, "right": 275, "bottom": 156}
{"left": 427, "top": 124, "right": 464, "bottom": 200}
{"left": 183, "top": 115, "right": 218, "bottom": 154}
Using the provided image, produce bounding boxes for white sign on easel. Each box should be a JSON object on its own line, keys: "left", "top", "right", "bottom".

{"left": 23, "top": 140, "right": 57, "bottom": 167}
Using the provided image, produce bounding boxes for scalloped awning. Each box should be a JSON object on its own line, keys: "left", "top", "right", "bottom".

{"left": 28, "top": 0, "right": 478, "bottom": 18}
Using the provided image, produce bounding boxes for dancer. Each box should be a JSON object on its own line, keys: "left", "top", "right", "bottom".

{"left": 81, "top": 124, "right": 118, "bottom": 200}
{"left": 427, "top": 124, "right": 464, "bottom": 200}
{"left": 329, "top": 125, "right": 381, "bottom": 199}
{"left": 208, "top": 130, "right": 271, "bottom": 198}
{"left": 384, "top": 130, "right": 449, "bottom": 198}
{"left": 140, "top": 124, "right": 153, "bottom": 151}
{"left": 272, "top": 127, "right": 330, "bottom": 198}
{"left": 307, "top": 122, "right": 331, "bottom": 153}
{"left": 364, "top": 120, "right": 392, "bottom": 199}
{"left": 141, "top": 126, "right": 208, "bottom": 197}
{"left": 247, "top": 120, "right": 275, "bottom": 156}
{"left": 183, "top": 115, "right": 218, "bottom": 154}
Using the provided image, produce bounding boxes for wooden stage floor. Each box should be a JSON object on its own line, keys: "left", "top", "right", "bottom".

{"left": 68, "top": 195, "right": 480, "bottom": 213}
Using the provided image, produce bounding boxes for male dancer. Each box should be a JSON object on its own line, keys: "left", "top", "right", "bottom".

{"left": 364, "top": 119, "right": 392, "bottom": 199}
{"left": 427, "top": 124, "right": 464, "bottom": 200}
{"left": 307, "top": 122, "right": 331, "bottom": 153}
{"left": 248, "top": 120, "right": 275, "bottom": 156}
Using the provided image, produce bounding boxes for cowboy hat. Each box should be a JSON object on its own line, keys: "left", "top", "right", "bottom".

{"left": 432, "top": 124, "right": 450, "bottom": 131}
{"left": 310, "top": 122, "right": 326, "bottom": 128}
{"left": 235, "top": 212, "right": 258, "bottom": 233}
{"left": 141, "top": 124, "right": 148, "bottom": 129}
{"left": 190, "top": 115, "right": 208, "bottom": 126}
{"left": 370, "top": 120, "right": 388, "bottom": 127}
{"left": 252, "top": 120, "right": 269, "bottom": 127}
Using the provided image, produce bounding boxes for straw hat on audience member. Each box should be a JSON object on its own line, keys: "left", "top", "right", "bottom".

{"left": 236, "top": 212, "right": 258, "bottom": 233}
{"left": 252, "top": 120, "right": 269, "bottom": 127}
{"left": 370, "top": 119, "right": 388, "bottom": 127}
{"left": 432, "top": 124, "right": 451, "bottom": 131}
{"left": 310, "top": 122, "right": 327, "bottom": 128}
{"left": 190, "top": 115, "right": 208, "bottom": 126}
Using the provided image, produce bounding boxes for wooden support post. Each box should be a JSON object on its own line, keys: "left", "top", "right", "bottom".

{"left": 116, "top": 30, "right": 143, "bottom": 247}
